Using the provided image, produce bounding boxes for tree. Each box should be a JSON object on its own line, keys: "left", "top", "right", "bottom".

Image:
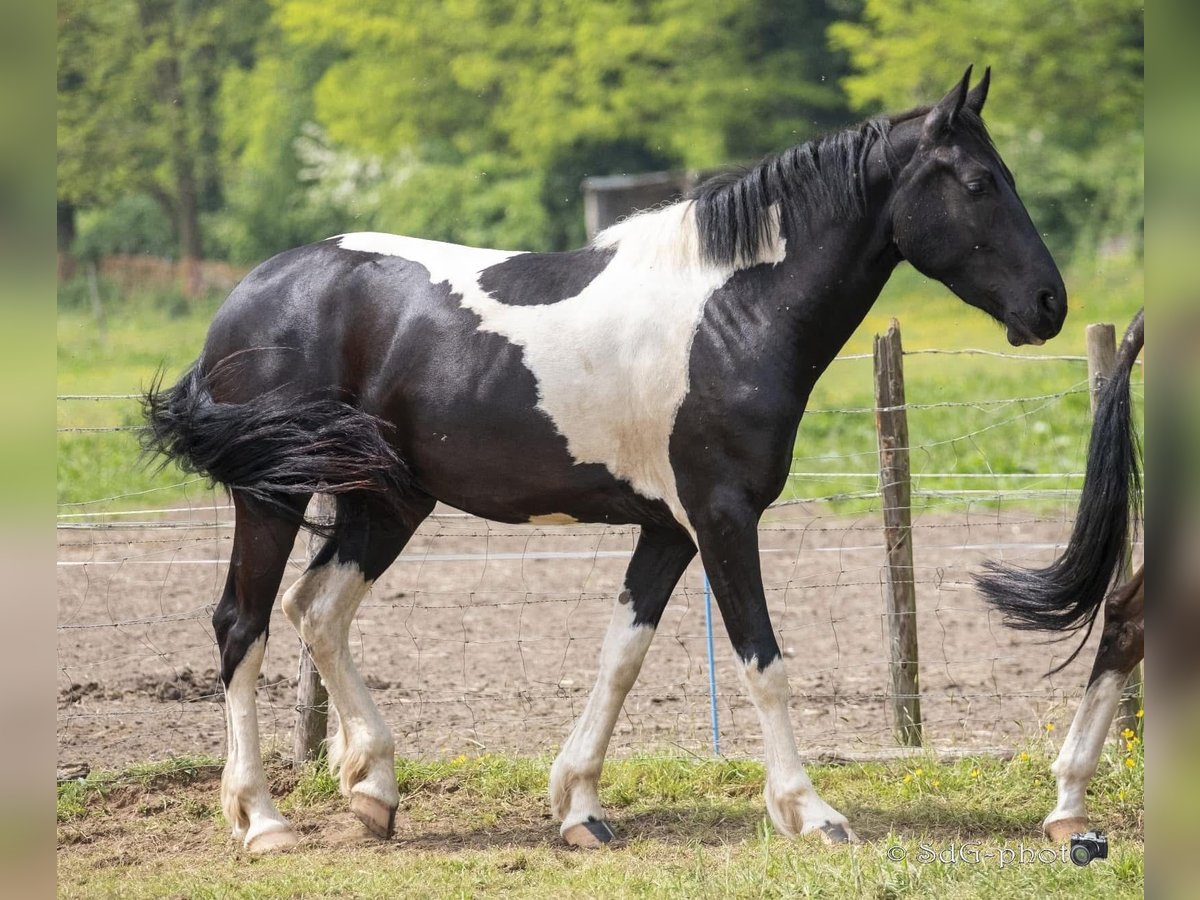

{"left": 828, "top": 0, "right": 1143, "bottom": 258}
{"left": 273, "top": 0, "right": 853, "bottom": 250}
{"left": 57, "top": 0, "right": 266, "bottom": 293}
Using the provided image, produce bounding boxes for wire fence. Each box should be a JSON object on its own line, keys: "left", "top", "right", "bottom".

{"left": 56, "top": 336, "right": 1145, "bottom": 774}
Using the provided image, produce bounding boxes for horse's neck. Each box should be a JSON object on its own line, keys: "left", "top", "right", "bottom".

{"left": 735, "top": 127, "right": 919, "bottom": 394}
{"left": 733, "top": 212, "right": 900, "bottom": 394}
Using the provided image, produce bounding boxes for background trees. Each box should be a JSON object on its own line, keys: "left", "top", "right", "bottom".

{"left": 57, "top": 0, "right": 1143, "bottom": 283}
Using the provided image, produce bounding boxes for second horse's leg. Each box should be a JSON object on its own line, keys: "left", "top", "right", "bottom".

{"left": 1044, "top": 566, "right": 1144, "bottom": 842}
{"left": 550, "top": 525, "right": 696, "bottom": 847}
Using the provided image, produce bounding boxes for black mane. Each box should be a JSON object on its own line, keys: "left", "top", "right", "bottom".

{"left": 690, "top": 107, "right": 999, "bottom": 268}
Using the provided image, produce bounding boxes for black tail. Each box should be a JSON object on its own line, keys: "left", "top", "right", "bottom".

{"left": 141, "top": 361, "right": 412, "bottom": 530}
{"left": 975, "top": 309, "right": 1144, "bottom": 669}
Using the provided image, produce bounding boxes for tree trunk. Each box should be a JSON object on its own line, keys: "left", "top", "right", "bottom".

{"left": 57, "top": 201, "right": 78, "bottom": 281}
{"left": 137, "top": 0, "right": 203, "bottom": 299}
{"left": 175, "top": 174, "right": 203, "bottom": 299}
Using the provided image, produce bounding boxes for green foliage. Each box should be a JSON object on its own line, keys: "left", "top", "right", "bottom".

{"left": 58, "top": 0, "right": 270, "bottom": 263}
{"left": 264, "top": 0, "right": 849, "bottom": 251}
{"left": 829, "top": 0, "right": 1143, "bottom": 260}
{"left": 72, "top": 194, "right": 177, "bottom": 262}
{"left": 58, "top": 0, "right": 1141, "bottom": 267}
{"left": 204, "top": 37, "right": 344, "bottom": 263}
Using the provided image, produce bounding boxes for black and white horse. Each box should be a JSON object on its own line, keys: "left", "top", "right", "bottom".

{"left": 144, "top": 68, "right": 1067, "bottom": 852}
{"left": 977, "top": 308, "right": 1143, "bottom": 842}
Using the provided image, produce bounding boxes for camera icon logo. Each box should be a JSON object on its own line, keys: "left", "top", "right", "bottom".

{"left": 1069, "top": 831, "right": 1108, "bottom": 866}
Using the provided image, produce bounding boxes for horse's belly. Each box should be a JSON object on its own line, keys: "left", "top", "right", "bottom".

{"left": 396, "top": 414, "right": 673, "bottom": 527}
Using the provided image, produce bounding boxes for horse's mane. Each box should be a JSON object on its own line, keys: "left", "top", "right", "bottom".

{"left": 688, "top": 106, "right": 1000, "bottom": 269}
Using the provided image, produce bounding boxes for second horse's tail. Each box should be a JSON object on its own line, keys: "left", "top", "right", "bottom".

{"left": 974, "top": 309, "right": 1143, "bottom": 669}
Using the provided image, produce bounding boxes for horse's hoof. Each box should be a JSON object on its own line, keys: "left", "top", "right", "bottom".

{"left": 245, "top": 827, "right": 299, "bottom": 854}
{"left": 1044, "top": 816, "right": 1089, "bottom": 844}
{"left": 812, "top": 822, "right": 859, "bottom": 844}
{"left": 350, "top": 793, "right": 397, "bottom": 840}
{"left": 563, "top": 817, "right": 616, "bottom": 849}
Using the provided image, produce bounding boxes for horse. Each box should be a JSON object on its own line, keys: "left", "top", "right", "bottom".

{"left": 976, "top": 308, "right": 1144, "bottom": 843}
{"left": 143, "top": 66, "right": 1067, "bottom": 852}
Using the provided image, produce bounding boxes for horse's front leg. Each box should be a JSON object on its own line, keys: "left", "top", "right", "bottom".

{"left": 1044, "top": 566, "right": 1144, "bottom": 842}
{"left": 550, "top": 525, "right": 696, "bottom": 847}
{"left": 693, "top": 494, "right": 857, "bottom": 843}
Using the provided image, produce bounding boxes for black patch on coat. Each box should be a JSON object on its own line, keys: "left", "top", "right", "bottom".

{"left": 477, "top": 248, "right": 615, "bottom": 306}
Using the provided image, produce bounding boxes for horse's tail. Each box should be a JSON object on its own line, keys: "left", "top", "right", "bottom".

{"left": 140, "top": 360, "right": 411, "bottom": 530}
{"left": 975, "top": 309, "right": 1144, "bottom": 668}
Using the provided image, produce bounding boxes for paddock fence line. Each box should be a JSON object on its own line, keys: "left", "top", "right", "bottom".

{"left": 56, "top": 323, "right": 1145, "bottom": 775}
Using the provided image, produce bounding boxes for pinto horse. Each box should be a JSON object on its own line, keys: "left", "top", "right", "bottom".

{"left": 977, "top": 308, "right": 1144, "bottom": 842}
{"left": 144, "top": 67, "right": 1067, "bottom": 852}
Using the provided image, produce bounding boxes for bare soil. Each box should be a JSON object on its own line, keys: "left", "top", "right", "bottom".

{"left": 58, "top": 502, "right": 1123, "bottom": 772}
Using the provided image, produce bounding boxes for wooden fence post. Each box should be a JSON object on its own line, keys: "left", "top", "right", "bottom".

{"left": 874, "top": 319, "right": 922, "bottom": 747}
{"left": 293, "top": 495, "right": 333, "bottom": 768}
{"left": 1085, "top": 324, "right": 1143, "bottom": 735}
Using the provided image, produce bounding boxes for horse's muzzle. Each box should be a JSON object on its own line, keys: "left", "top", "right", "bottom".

{"left": 1006, "top": 286, "right": 1066, "bottom": 346}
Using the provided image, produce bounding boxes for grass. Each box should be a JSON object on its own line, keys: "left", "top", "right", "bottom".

{"left": 57, "top": 745, "right": 1143, "bottom": 898}
{"left": 55, "top": 256, "right": 1144, "bottom": 511}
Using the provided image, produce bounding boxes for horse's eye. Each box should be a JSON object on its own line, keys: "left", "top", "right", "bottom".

{"left": 966, "top": 180, "right": 987, "bottom": 195}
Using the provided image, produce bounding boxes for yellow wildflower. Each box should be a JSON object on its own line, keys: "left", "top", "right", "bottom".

{"left": 914, "top": 767, "right": 923, "bottom": 776}
{"left": 1019, "top": 752, "right": 1030, "bottom": 762}
{"left": 970, "top": 767, "right": 981, "bottom": 779}
{"left": 1045, "top": 723, "right": 1055, "bottom": 732}
{"left": 1136, "top": 709, "right": 1144, "bottom": 718}
{"left": 903, "top": 774, "right": 912, "bottom": 784}
{"left": 1124, "top": 757, "right": 1135, "bottom": 768}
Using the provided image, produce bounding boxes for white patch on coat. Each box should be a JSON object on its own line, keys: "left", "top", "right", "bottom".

{"left": 549, "top": 598, "right": 655, "bottom": 831}
{"left": 529, "top": 513, "right": 579, "bottom": 525}
{"left": 1045, "top": 670, "right": 1126, "bottom": 830}
{"left": 221, "top": 634, "right": 294, "bottom": 846}
{"left": 336, "top": 231, "right": 522, "bottom": 269}
{"left": 738, "top": 657, "right": 853, "bottom": 837}
{"left": 336, "top": 204, "right": 784, "bottom": 532}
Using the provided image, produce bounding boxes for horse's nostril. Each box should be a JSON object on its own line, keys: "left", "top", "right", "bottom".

{"left": 1036, "top": 289, "right": 1058, "bottom": 316}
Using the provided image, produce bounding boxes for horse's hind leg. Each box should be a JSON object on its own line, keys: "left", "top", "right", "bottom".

{"left": 1044, "top": 565, "right": 1144, "bottom": 842}
{"left": 281, "top": 492, "right": 434, "bottom": 839}
{"left": 550, "top": 524, "right": 696, "bottom": 847}
{"left": 214, "top": 493, "right": 308, "bottom": 852}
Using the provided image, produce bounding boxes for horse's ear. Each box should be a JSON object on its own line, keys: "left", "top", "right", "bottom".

{"left": 966, "top": 66, "right": 991, "bottom": 115}
{"left": 922, "top": 65, "right": 973, "bottom": 141}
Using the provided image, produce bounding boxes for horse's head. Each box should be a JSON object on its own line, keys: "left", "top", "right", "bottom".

{"left": 889, "top": 67, "right": 1067, "bottom": 346}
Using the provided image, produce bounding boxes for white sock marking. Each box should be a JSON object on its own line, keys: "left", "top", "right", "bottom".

{"left": 1046, "top": 669, "right": 1126, "bottom": 829}
{"left": 551, "top": 597, "right": 654, "bottom": 829}
{"left": 282, "top": 561, "right": 397, "bottom": 807}
{"left": 739, "top": 657, "right": 850, "bottom": 836}
{"left": 221, "top": 634, "right": 292, "bottom": 845}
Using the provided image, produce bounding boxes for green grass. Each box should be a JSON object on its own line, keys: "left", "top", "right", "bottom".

{"left": 57, "top": 746, "right": 1144, "bottom": 898}
{"left": 56, "top": 257, "right": 1143, "bottom": 511}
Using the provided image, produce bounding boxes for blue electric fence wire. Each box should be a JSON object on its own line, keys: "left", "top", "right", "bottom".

{"left": 703, "top": 572, "right": 720, "bottom": 755}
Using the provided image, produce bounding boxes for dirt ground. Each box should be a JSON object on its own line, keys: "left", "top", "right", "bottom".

{"left": 57, "top": 501, "right": 1132, "bottom": 773}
